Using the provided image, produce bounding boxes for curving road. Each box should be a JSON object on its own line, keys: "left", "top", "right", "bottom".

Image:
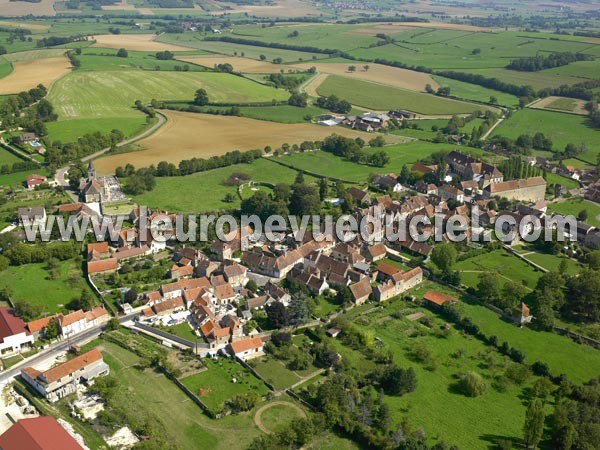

{"left": 54, "top": 112, "right": 167, "bottom": 190}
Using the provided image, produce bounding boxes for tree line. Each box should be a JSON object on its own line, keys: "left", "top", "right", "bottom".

{"left": 506, "top": 52, "right": 593, "bottom": 72}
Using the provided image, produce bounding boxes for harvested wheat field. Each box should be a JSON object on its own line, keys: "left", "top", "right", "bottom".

{"left": 0, "top": 20, "right": 49, "bottom": 31}
{"left": 302, "top": 73, "right": 328, "bottom": 98}
{"left": 92, "top": 34, "right": 192, "bottom": 52}
{"left": 0, "top": 56, "right": 71, "bottom": 94}
{"left": 94, "top": 110, "right": 407, "bottom": 175}
{"left": 4, "top": 49, "right": 66, "bottom": 63}
{"left": 293, "top": 62, "right": 439, "bottom": 92}
{"left": 0, "top": 0, "right": 56, "bottom": 16}
{"left": 179, "top": 56, "right": 287, "bottom": 73}
{"left": 208, "top": 0, "right": 320, "bottom": 18}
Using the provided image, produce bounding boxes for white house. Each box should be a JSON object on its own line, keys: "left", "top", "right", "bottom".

{"left": 229, "top": 337, "right": 264, "bottom": 361}
{"left": 0, "top": 307, "right": 34, "bottom": 356}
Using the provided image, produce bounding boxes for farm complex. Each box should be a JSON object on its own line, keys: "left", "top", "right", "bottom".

{"left": 0, "top": 2, "right": 600, "bottom": 450}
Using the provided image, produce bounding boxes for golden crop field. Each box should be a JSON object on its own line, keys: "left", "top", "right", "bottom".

{"left": 94, "top": 110, "right": 407, "bottom": 174}
{"left": 292, "top": 62, "right": 439, "bottom": 92}
{"left": 92, "top": 34, "right": 193, "bottom": 52}
{"left": 0, "top": 56, "right": 71, "bottom": 94}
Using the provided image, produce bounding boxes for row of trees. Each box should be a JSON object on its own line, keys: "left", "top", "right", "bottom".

{"left": 507, "top": 52, "right": 593, "bottom": 72}
{"left": 321, "top": 134, "right": 389, "bottom": 167}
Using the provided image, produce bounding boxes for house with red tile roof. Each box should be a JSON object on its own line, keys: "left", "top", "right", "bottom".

{"left": 25, "top": 174, "right": 47, "bottom": 190}
{"left": 21, "top": 348, "right": 109, "bottom": 401}
{"left": 0, "top": 307, "right": 34, "bottom": 356}
{"left": 87, "top": 258, "right": 118, "bottom": 275}
{"left": 422, "top": 290, "right": 457, "bottom": 308}
{"left": 349, "top": 277, "right": 372, "bottom": 305}
{"left": 375, "top": 267, "right": 423, "bottom": 302}
{"left": 228, "top": 337, "right": 264, "bottom": 360}
{"left": 0, "top": 416, "right": 83, "bottom": 450}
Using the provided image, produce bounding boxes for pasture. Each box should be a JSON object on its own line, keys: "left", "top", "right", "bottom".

{"left": 0, "top": 56, "right": 71, "bottom": 95}
{"left": 47, "top": 70, "right": 288, "bottom": 120}
{"left": 130, "top": 158, "right": 315, "bottom": 212}
{"left": 76, "top": 48, "right": 206, "bottom": 72}
{"left": 493, "top": 109, "right": 600, "bottom": 164}
{"left": 0, "top": 146, "right": 22, "bottom": 166}
{"left": 316, "top": 75, "right": 492, "bottom": 115}
{"left": 433, "top": 75, "right": 519, "bottom": 107}
{"left": 92, "top": 33, "right": 193, "bottom": 52}
{"left": 462, "top": 68, "right": 584, "bottom": 90}
{"left": 93, "top": 111, "right": 395, "bottom": 175}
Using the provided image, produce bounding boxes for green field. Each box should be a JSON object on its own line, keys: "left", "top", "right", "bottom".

{"left": 76, "top": 48, "right": 206, "bottom": 72}
{"left": 0, "top": 56, "right": 12, "bottom": 78}
{"left": 131, "top": 158, "right": 313, "bottom": 212}
{"left": 546, "top": 198, "right": 600, "bottom": 227}
{"left": 0, "top": 260, "right": 92, "bottom": 315}
{"left": 493, "top": 109, "right": 600, "bottom": 164}
{"left": 543, "top": 59, "right": 600, "bottom": 80}
{"left": 273, "top": 141, "right": 491, "bottom": 182}
{"left": 544, "top": 171, "right": 580, "bottom": 189}
{"left": 433, "top": 75, "right": 519, "bottom": 107}
{"left": 48, "top": 70, "right": 289, "bottom": 120}
{"left": 454, "top": 249, "right": 543, "bottom": 290}
{"left": 461, "top": 67, "right": 585, "bottom": 90}
{"left": 521, "top": 252, "right": 581, "bottom": 275}
{"left": 0, "top": 147, "right": 22, "bottom": 166}
{"left": 332, "top": 297, "right": 539, "bottom": 449}
{"left": 180, "top": 357, "right": 270, "bottom": 413}
{"left": 317, "top": 75, "right": 490, "bottom": 115}
{"left": 46, "top": 117, "right": 148, "bottom": 143}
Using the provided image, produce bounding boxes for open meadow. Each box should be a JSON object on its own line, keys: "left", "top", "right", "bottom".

{"left": 130, "top": 157, "right": 315, "bottom": 212}
{"left": 316, "top": 75, "right": 493, "bottom": 115}
{"left": 93, "top": 111, "right": 402, "bottom": 175}
{"left": 179, "top": 55, "right": 293, "bottom": 73}
{"left": 0, "top": 56, "right": 71, "bottom": 94}
{"left": 493, "top": 108, "right": 600, "bottom": 163}
{"left": 546, "top": 198, "right": 600, "bottom": 227}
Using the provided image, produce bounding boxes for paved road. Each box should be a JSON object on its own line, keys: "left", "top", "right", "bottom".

{"left": 0, "top": 313, "right": 137, "bottom": 384}
{"left": 54, "top": 112, "right": 166, "bottom": 188}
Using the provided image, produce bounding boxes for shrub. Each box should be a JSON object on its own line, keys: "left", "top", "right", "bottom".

{"left": 458, "top": 371, "right": 487, "bottom": 397}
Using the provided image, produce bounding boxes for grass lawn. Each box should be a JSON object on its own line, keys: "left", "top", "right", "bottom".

{"left": 0, "top": 169, "right": 48, "bottom": 188}
{"left": 0, "top": 260, "right": 92, "bottom": 315}
{"left": 317, "top": 75, "right": 489, "bottom": 115}
{"left": 165, "top": 322, "right": 198, "bottom": 341}
{"left": 258, "top": 403, "right": 306, "bottom": 434}
{"left": 520, "top": 252, "right": 581, "bottom": 275}
{"left": 546, "top": 198, "right": 600, "bottom": 227}
{"left": 180, "top": 357, "right": 270, "bottom": 413}
{"left": 311, "top": 295, "right": 341, "bottom": 318}
{"left": 46, "top": 117, "right": 148, "bottom": 143}
{"left": 544, "top": 172, "right": 580, "bottom": 190}
{"left": 77, "top": 341, "right": 265, "bottom": 449}
{"left": 454, "top": 249, "right": 543, "bottom": 290}
{"left": 131, "top": 158, "right": 314, "bottom": 212}
{"left": 493, "top": 109, "right": 600, "bottom": 164}
{"left": 250, "top": 356, "right": 302, "bottom": 390}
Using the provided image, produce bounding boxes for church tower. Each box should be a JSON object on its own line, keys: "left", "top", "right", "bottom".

{"left": 87, "top": 160, "right": 96, "bottom": 181}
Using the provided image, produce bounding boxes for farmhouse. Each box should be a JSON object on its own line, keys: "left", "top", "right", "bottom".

{"left": 0, "top": 416, "right": 84, "bottom": 450}
{"left": 0, "top": 307, "right": 34, "bottom": 356}
{"left": 13, "top": 132, "right": 38, "bottom": 144}
{"left": 21, "top": 348, "right": 109, "bottom": 402}
{"left": 513, "top": 302, "right": 534, "bottom": 325}
{"left": 483, "top": 177, "right": 546, "bottom": 202}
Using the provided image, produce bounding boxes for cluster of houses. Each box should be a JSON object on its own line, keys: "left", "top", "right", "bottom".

{"left": 317, "top": 110, "right": 414, "bottom": 131}
{"left": 0, "top": 305, "right": 109, "bottom": 358}
{"left": 80, "top": 161, "right": 129, "bottom": 212}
